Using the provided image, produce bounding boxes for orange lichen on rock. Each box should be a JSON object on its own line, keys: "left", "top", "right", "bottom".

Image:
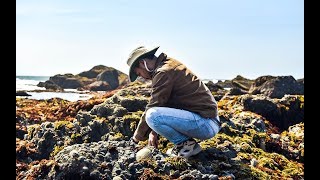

{"left": 16, "top": 90, "right": 117, "bottom": 123}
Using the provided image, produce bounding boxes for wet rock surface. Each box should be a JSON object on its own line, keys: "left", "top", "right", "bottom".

{"left": 16, "top": 76, "right": 304, "bottom": 179}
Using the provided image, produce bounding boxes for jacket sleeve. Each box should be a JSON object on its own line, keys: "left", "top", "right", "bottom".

{"left": 132, "top": 112, "right": 151, "bottom": 141}
{"left": 133, "top": 71, "right": 174, "bottom": 141}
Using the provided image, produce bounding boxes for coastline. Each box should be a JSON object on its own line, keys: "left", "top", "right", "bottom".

{"left": 16, "top": 75, "right": 97, "bottom": 101}
{"left": 16, "top": 91, "right": 94, "bottom": 102}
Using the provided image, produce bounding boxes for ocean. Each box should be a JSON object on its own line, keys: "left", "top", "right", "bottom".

{"left": 16, "top": 76, "right": 93, "bottom": 101}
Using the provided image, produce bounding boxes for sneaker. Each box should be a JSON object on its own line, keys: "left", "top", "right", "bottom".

{"left": 166, "top": 139, "right": 202, "bottom": 158}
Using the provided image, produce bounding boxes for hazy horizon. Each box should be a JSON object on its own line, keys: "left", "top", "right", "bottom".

{"left": 17, "top": 0, "right": 304, "bottom": 80}
{"left": 16, "top": 71, "right": 304, "bottom": 81}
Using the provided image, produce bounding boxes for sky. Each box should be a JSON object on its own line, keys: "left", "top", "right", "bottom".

{"left": 16, "top": 0, "right": 304, "bottom": 80}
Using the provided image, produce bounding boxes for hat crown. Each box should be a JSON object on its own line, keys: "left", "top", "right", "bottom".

{"left": 127, "top": 46, "right": 149, "bottom": 66}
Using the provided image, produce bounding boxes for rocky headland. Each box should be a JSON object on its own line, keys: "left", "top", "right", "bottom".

{"left": 16, "top": 74, "right": 304, "bottom": 179}
{"left": 37, "top": 65, "right": 129, "bottom": 92}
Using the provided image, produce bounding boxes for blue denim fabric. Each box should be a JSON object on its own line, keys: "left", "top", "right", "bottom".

{"left": 145, "top": 107, "right": 220, "bottom": 145}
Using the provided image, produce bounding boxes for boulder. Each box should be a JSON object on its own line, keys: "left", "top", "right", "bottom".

{"left": 249, "top": 76, "right": 304, "bottom": 98}
{"left": 97, "top": 70, "right": 119, "bottom": 89}
{"left": 85, "top": 81, "right": 112, "bottom": 91}
{"left": 136, "top": 146, "right": 154, "bottom": 161}
{"left": 37, "top": 65, "right": 129, "bottom": 91}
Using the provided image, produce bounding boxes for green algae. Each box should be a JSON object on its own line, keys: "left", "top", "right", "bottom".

{"left": 164, "top": 156, "right": 189, "bottom": 170}
{"left": 54, "top": 120, "right": 73, "bottom": 130}
{"left": 50, "top": 145, "right": 64, "bottom": 157}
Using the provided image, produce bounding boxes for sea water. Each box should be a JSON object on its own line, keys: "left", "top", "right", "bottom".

{"left": 16, "top": 76, "right": 92, "bottom": 101}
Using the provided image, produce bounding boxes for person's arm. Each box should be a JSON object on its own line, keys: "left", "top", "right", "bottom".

{"left": 132, "top": 71, "right": 174, "bottom": 141}
{"left": 148, "top": 130, "right": 158, "bottom": 148}
{"left": 132, "top": 112, "right": 151, "bottom": 141}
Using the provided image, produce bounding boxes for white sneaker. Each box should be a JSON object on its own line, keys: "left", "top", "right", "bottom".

{"left": 166, "top": 139, "right": 202, "bottom": 158}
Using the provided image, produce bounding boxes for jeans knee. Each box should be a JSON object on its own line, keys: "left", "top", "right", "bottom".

{"left": 206, "top": 120, "right": 220, "bottom": 139}
{"left": 145, "top": 107, "right": 161, "bottom": 127}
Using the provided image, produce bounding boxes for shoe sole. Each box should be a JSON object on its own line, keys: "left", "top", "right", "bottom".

{"left": 183, "top": 144, "right": 202, "bottom": 158}
{"left": 166, "top": 143, "right": 202, "bottom": 158}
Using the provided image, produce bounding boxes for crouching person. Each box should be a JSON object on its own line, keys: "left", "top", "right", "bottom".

{"left": 127, "top": 46, "right": 221, "bottom": 158}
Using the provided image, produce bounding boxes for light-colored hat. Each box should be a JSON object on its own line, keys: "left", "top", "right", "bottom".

{"left": 127, "top": 46, "right": 159, "bottom": 82}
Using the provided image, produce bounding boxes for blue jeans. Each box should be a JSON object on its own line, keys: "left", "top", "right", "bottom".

{"left": 145, "top": 107, "right": 220, "bottom": 145}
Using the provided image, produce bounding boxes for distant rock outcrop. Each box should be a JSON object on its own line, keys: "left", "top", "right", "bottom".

{"left": 209, "top": 75, "right": 304, "bottom": 99}
{"left": 49, "top": 74, "right": 84, "bottom": 89}
{"left": 231, "top": 75, "right": 254, "bottom": 91}
{"left": 96, "top": 69, "right": 120, "bottom": 89}
{"left": 297, "top": 78, "right": 304, "bottom": 85}
{"left": 37, "top": 65, "right": 129, "bottom": 91}
{"left": 215, "top": 75, "right": 254, "bottom": 90}
{"left": 248, "top": 76, "right": 304, "bottom": 98}
{"left": 78, "top": 65, "right": 108, "bottom": 78}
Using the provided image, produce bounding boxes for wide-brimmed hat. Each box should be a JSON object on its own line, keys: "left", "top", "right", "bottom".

{"left": 127, "top": 46, "right": 159, "bottom": 82}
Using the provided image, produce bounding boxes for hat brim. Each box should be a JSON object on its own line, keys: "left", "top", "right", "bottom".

{"left": 128, "top": 46, "right": 159, "bottom": 82}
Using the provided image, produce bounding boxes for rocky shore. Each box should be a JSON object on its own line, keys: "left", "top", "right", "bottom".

{"left": 16, "top": 75, "right": 304, "bottom": 179}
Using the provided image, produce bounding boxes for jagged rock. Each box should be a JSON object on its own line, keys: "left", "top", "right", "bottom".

{"left": 205, "top": 81, "right": 224, "bottom": 92}
{"left": 76, "top": 111, "right": 95, "bottom": 126}
{"left": 225, "top": 87, "right": 247, "bottom": 96}
{"left": 78, "top": 65, "right": 110, "bottom": 78}
{"left": 215, "top": 75, "right": 254, "bottom": 90}
{"left": 249, "top": 75, "right": 304, "bottom": 98}
{"left": 120, "top": 97, "right": 149, "bottom": 112}
{"left": 86, "top": 81, "right": 112, "bottom": 91}
{"left": 49, "top": 74, "right": 84, "bottom": 89}
{"left": 231, "top": 75, "right": 254, "bottom": 91}
{"left": 213, "top": 95, "right": 224, "bottom": 101}
{"left": 215, "top": 79, "right": 233, "bottom": 89}
{"left": 297, "top": 78, "right": 304, "bottom": 85}
{"left": 241, "top": 94, "right": 304, "bottom": 130}
{"left": 37, "top": 80, "right": 63, "bottom": 91}
{"left": 97, "top": 69, "right": 120, "bottom": 89}
{"left": 37, "top": 65, "right": 129, "bottom": 91}
{"left": 48, "top": 141, "right": 137, "bottom": 179}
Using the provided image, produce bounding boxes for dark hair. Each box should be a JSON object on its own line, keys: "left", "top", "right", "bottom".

{"left": 136, "top": 55, "right": 156, "bottom": 68}
{"left": 143, "top": 54, "right": 156, "bottom": 60}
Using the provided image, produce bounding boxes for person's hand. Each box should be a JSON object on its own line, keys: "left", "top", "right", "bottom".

{"left": 148, "top": 131, "right": 158, "bottom": 148}
{"left": 129, "top": 136, "right": 142, "bottom": 151}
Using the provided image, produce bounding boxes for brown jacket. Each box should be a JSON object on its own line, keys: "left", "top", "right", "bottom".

{"left": 133, "top": 53, "right": 218, "bottom": 141}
